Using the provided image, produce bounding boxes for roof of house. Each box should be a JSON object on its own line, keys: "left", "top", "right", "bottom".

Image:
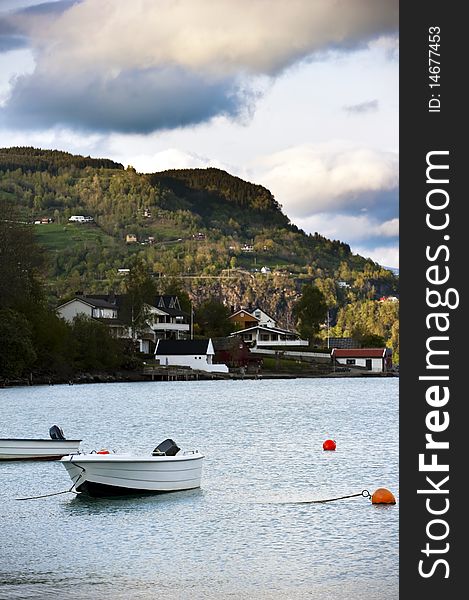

{"left": 155, "top": 339, "right": 212, "bottom": 355}
{"left": 332, "top": 348, "right": 389, "bottom": 358}
{"left": 327, "top": 337, "right": 360, "bottom": 349}
{"left": 228, "top": 309, "right": 259, "bottom": 321}
{"left": 58, "top": 293, "right": 187, "bottom": 317}
{"left": 77, "top": 296, "right": 118, "bottom": 309}
{"left": 57, "top": 295, "right": 118, "bottom": 310}
{"left": 231, "top": 325, "right": 300, "bottom": 336}
{"left": 151, "top": 295, "right": 188, "bottom": 317}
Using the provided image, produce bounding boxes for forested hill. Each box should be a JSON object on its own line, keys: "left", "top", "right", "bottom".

{"left": 0, "top": 147, "right": 123, "bottom": 175}
{"left": 0, "top": 147, "right": 398, "bottom": 310}
{"left": 150, "top": 167, "right": 288, "bottom": 227}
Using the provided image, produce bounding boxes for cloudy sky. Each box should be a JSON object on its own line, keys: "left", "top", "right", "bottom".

{"left": 0, "top": 0, "right": 399, "bottom": 268}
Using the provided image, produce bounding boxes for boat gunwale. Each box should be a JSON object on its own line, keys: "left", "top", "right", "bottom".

{"left": 0, "top": 438, "right": 82, "bottom": 442}
{"left": 62, "top": 453, "right": 204, "bottom": 463}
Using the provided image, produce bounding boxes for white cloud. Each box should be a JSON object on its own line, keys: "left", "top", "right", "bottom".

{"left": 29, "top": 0, "right": 398, "bottom": 76}
{"left": 125, "top": 148, "right": 233, "bottom": 173}
{"left": 1, "top": 0, "right": 398, "bottom": 133}
{"left": 251, "top": 142, "right": 398, "bottom": 217}
{"left": 378, "top": 218, "right": 399, "bottom": 237}
{"left": 294, "top": 213, "right": 398, "bottom": 242}
{"left": 353, "top": 244, "right": 399, "bottom": 269}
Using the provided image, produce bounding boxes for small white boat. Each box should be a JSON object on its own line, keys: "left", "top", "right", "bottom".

{"left": 0, "top": 425, "right": 81, "bottom": 460}
{"left": 60, "top": 439, "right": 204, "bottom": 497}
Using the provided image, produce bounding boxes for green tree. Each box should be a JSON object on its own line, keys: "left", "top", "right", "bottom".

{"left": 0, "top": 199, "right": 45, "bottom": 311}
{"left": 70, "top": 314, "right": 124, "bottom": 371}
{"left": 359, "top": 333, "right": 386, "bottom": 347}
{"left": 292, "top": 284, "right": 328, "bottom": 341}
{"left": 195, "top": 300, "right": 235, "bottom": 338}
{"left": 122, "top": 258, "right": 158, "bottom": 334}
{"left": 0, "top": 309, "right": 37, "bottom": 378}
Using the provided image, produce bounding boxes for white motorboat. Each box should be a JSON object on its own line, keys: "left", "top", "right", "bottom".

{"left": 0, "top": 425, "right": 81, "bottom": 460}
{"left": 60, "top": 438, "right": 204, "bottom": 497}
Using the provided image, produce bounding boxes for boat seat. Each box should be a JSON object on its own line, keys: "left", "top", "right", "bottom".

{"left": 49, "top": 425, "right": 66, "bottom": 440}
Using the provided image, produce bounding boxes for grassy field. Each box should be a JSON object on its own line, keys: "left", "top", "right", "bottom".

{"left": 33, "top": 223, "right": 116, "bottom": 252}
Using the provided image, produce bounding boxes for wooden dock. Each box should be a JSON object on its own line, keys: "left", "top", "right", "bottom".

{"left": 142, "top": 365, "right": 202, "bottom": 381}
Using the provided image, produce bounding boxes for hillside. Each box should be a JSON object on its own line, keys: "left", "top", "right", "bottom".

{"left": 149, "top": 167, "right": 289, "bottom": 231}
{"left": 0, "top": 146, "right": 123, "bottom": 174}
{"left": 0, "top": 147, "right": 398, "bottom": 324}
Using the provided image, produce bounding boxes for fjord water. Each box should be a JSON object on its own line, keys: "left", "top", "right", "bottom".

{"left": 0, "top": 378, "right": 398, "bottom": 599}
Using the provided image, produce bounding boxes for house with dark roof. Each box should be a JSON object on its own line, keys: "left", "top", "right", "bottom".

{"left": 143, "top": 295, "right": 190, "bottom": 348}
{"left": 154, "top": 338, "right": 228, "bottom": 373}
{"left": 56, "top": 293, "right": 190, "bottom": 353}
{"left": 326, "top": 337, "right": 360, "bottom": 349}
{"left": 55, "top": 294, "right": 129, "bottom": 338}
{"left": 331, "top": 348, "right": 392, "bottom": 372}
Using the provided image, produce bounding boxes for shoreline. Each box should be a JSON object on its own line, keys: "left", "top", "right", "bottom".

{"left": 1, "top": 369, "right": 398, "bottom": 389}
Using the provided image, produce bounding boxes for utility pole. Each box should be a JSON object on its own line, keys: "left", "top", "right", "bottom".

{"left": 190, "top": 301, "right": 194, "bottom": 339}
{"left": 326, "top": 309, "right": 330, "bottom": 349}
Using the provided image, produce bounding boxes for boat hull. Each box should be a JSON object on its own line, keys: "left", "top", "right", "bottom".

{"left": 60, "top": 452, "right": 204, "bottom": 497}
{"left": 0, "top": 439, "right": 82, "bottom": 460}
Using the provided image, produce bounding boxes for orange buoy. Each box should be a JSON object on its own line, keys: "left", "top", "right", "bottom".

{"left": 371, "top": 488, "right": 396, "bottom": 504}
{"left": 97, "top": 449, "right": 110, "bottom": 455}
{"left": 323, "top": 439, "right": 336, "bottom": 451}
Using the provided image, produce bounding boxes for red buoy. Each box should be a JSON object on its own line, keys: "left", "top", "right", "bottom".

{"left": 371, "top": 488, "right": 396, "bottom": 504}
{"left": 323, "top": 439, "right": 336, "bottom": 451}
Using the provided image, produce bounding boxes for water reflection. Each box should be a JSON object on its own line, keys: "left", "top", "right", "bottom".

{"left": 1, "top": 378, "right": 398, "bottom": 599}
{"left": 64, "top": 487, "right": 203, "bottom": 514}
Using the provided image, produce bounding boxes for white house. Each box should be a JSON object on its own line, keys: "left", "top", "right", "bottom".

{"left": 154, "top": 339, "right": 229, "bottom": 373}
{"left": 228, "top": 306, "right": 276, "bottom": 330}
{"left": 69, "top": 215, "right": 93, "bottom": 223}
{"left": 231, "top": 325, "right": 308, "bottom": 348}
{"left": 56, "top": 295, "right": 129, "bottom": 338}
{"left": 331, "top": 348, "right": 393, "bottom": 372}
{"left": 250, "top": 307, "right": 276, "bottom": 328}
{"left": 57, "top": 296, "right": 118, "bottom": 321}
{"left": 140, "top": 295, "right": 190, "bottom": 352}
{"left": 56, "top": 293, "right": 190, "bottom": 352}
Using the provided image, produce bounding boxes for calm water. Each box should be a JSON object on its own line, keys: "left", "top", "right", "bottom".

{"left": 0, "top": 378, "right": 398, "bottom": 599}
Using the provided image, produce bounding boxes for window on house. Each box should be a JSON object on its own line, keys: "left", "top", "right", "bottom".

{"left": 346, "top": 359, "right": 356, "bottom": 365}
{"left": 260, "top": 334, "right": 269, "bottom": 341}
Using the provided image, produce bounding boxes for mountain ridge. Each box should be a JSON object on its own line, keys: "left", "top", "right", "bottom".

{"left": 0, "top": 147, "right": 398, "bottom": 311}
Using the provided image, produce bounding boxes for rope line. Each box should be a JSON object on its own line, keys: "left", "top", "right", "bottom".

{"left": 277, "top": 489, "right": 371, "bottom": 505}
{"left": 15, "top": 486, "right": 76, "bottom": 501}
{"left": 15, "top": 464, "right": 86, "bottom": 501}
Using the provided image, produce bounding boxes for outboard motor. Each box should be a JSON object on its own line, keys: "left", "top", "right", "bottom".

{"left": 49, "top": 425, "right": 66, "bottom": 440}
{"left": 152, "top": 438, "right": 180, "bottom": 456}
